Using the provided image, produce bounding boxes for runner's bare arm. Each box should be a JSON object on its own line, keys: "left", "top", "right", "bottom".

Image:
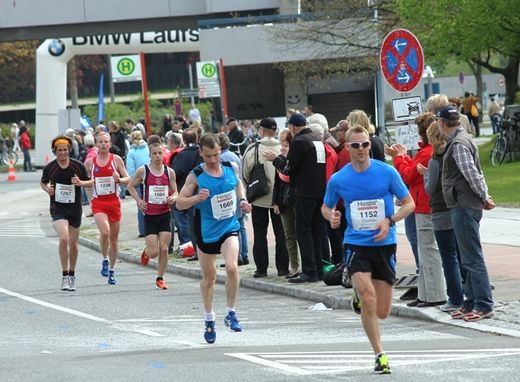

{"left": 176, "top": 173, "right": 208, "bottom": 210}
{"left": 127, "top": 166, "right": 146, "bottom": 211}
{"left": 321, "top": 204, "right": 341, "bottom": 229}
{"left": 113, "top": 155, "right": 131, "bottom": 185}
{"left": 40, "top": 181, "right": 54, "bottom": 196}
{"left": 374, "top": 193, "right": 415, "bottom": 242}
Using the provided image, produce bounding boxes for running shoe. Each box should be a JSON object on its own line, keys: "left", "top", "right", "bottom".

{"left": 351, "top": 289, "right": 362, "bottom": 315}
{"left": 100, "top": 259, "right": 109, "bottom": 277}
{"left": 68, "top": 276, "right": 76, "bottom": 291}
{"left": 224, "top": 311, "right": 242, "bottom": 332}
{"left": 140, "top": 248, "right": 150, "bottom": 266}
{"left": 374, "top": 353, "right": 391, "bottom": 374}
{"left": 61, "top": 276, "right": 70, "bottom": 291}
{"left": 156, "top": 278, "right": 168, "bottom": 290}
{"left": 204, "top": 320, "right": 216, "bottom": 344}
{"left": 107, "top": 270, "right": 117, "bottom": 285}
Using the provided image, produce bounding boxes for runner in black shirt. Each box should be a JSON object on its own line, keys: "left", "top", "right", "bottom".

{"left": 40, "top": 135, "right": 90, "bottom": 291}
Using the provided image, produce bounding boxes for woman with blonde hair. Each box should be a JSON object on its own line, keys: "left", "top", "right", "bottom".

{"left": 416, "top": 122, "right": 464, "bottom": 312}
{"left": 386, "top": 113, "right": 446, "bottom": 307}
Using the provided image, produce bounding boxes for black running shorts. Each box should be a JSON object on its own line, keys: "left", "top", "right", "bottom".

{"left": 344, "top": 244, "right": 397, "bottom": 285}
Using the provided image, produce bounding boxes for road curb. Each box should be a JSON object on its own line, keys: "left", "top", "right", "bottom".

{"left": 78, "top": 236, "right": 520, "bottom": 338}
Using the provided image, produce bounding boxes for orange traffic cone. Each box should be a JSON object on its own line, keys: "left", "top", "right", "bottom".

{"left": 7, "top": 159, "right": 16, "bottom": 182}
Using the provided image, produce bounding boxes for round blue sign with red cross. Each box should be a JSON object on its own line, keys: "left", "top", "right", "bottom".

{"left": 380, "top": 29, "right": 424, "bottom": 93}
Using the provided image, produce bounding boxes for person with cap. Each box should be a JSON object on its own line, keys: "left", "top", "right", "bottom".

{"left": 242, "top": 118, "right": 289, "bottom": 278}
{"left": 437, "top": 104, "right": 496, "bottom": 322}
{"left": 40, "top": 135, "right": 90, "bottom": 291}
{"left": 264, "top": 112, "right": 328, "bottom": 283}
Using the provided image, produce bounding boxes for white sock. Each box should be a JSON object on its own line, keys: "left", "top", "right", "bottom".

{"left": 205, "top": 311, "right": 215, "bottom": 322}
{"left": 103, "top": 256, "right": 108, "bottom": 261}
{"left": 227, "top": 307, "right": 236, "bottom": 314}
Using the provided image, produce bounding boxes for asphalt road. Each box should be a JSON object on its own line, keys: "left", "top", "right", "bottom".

{"left": 1, "top": 171, "right": 519, "bottom": 382}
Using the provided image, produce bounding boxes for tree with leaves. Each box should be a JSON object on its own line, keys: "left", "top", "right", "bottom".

{"left": 397, "top": 0, "right": 520, "bottom": 104}
{"left": 270, "top": 0, "right": 399, "bottom": 82}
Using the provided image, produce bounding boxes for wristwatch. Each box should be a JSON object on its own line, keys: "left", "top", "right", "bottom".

{"left": 387, "top": 217, "right": 396, "bottom": 227}
{"left": 239, "top": 198, "right": 247, "bottom": 203}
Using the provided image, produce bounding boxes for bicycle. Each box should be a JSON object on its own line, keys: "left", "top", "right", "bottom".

{"left": 0, "top": 137, "right": 19, "bottom": 167}
{"left": 491, "top": 113, "right": 520, "bottom": 166}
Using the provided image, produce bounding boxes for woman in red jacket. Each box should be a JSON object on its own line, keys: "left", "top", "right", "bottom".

{"left": 386, "top": 113, "right": 446, "bottom": 307}
{"left": 19, "top": 124, "right": 34, "bottom": 172}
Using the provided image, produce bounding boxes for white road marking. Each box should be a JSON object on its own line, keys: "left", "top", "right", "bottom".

{"left": 0, "top": 287, "right": 165, "bottom": 338}
{"left": 226, "top": 349, "right": 520, "bottom": 375}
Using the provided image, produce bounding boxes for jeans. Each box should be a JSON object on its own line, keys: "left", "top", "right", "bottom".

{"left": 450, "top": 207, "right": 493, "bottom": 312}
{"left": 22, "top": 149, "right": 32, "bottom": 171}
{"left": 238, "top": 215, "right": 249, "bottom": 262}
{"left": 294, "top": 197, "right": 328, "bottom": 279}
{"left": 434, "top": 229, "right": 464, "bottom": 307}
{"left": 173, "top": 206, "right": 191, "bottom": 245}
{"left": 251, "top": 205, "right": 288, "bottom": 274}
{"left": 327, "top": 224, "right": 344, "bottom": 264}
{"left": 404, "top": 212, "right": 419, "bottom": 272}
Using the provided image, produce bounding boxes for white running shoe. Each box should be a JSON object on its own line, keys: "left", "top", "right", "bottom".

{"left": 68, "top": 276, "right": 76, "bottom": 291}
{"left": 61, "top": 276, "right": 70, "bottom": 291}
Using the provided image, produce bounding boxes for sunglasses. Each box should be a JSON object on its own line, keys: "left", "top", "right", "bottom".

{"left": 349, "top": 141, "right": 370, "bottom": 149}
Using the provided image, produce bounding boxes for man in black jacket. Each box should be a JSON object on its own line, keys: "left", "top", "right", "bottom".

{"left": 172, "top": 128, "right": 203, "bottom": 260}
{"left": 264, "top": 113, "right": 328, "bottom": 283}
{"left": 226, "top": 118, "right": 245, "bottom": 156}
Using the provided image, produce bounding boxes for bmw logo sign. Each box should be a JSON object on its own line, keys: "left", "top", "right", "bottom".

{"left": 48, "top": 39, "right": 65, "bottom": 57}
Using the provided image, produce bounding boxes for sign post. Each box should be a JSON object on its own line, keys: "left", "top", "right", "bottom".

{"left": 380, "top": 29, "right": 424, "bottom": 93}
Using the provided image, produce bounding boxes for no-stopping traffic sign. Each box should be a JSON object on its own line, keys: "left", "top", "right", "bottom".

{"left": 380, "top": 29, "right": 424, "bottom": 93}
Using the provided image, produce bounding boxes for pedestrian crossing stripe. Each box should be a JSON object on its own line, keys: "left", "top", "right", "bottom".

{"left": 0, "top": 218, "right": 46, "bottom": 237}
{"left": 225, "top": 348, "right": 520, "bottom": 375}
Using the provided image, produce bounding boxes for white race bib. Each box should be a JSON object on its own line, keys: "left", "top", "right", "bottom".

{"left": 55, "top": 183, "right": 75, "bottom": 204}
{"left": 350, "top": 199, "right": 385, "bottom": 230}
{"left": 95, "top": 176, "right": 116, "bottom": 195}
{"left": 148, "top": 185, "right": 168, "bottom": 204}
{"left": 210, "top": 190, "right": 237, "bottom": 220}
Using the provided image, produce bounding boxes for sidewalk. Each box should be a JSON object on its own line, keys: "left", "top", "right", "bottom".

{"left": 79, "top": 196, "right": 520, "bottom": 338}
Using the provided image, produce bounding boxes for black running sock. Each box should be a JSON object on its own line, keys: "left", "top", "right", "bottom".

{"left": 62, "top": 271, "right": 69, "bottom": 276}
{"left": 156, "top": 277, "right": 163, "bottom": 281}
{"left": 68, "top": 270, "right": 75, "bottom": 277}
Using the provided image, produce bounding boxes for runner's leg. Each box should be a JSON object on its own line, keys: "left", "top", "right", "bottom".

{"left": 157, "top": 231, "right": 171, "bottom": 278}
{"left": 108, "top": 220, "right": 120, "bottom": 269}
{"left": 352, "top": 272, "right": 384, "bottom": 354}
{"left": 199, "top": 251, "right": 217, "bottom": 314}
{"left": 94, "top": 213, "right": 110, "bottom": 259}
{"left": 221, "top": 235, "right": 240, "bottom": 308}
{"left": 67, "top": 226, "right": 80, "bottom": 272}
{"left": 53, "top": 219, "right": 70, "bottom": 272}
{"left": 373, "top": 279, "right": 393, "bottom": 319}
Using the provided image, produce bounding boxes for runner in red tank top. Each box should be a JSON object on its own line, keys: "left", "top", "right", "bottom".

{"left": 128, "top": 142, "right": 178, "bottom": 289}
{"left": 85, "top": 132, "right": 130, "bottom": 285}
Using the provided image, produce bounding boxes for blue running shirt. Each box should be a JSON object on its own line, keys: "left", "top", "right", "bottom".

{"left": 193, "top": 162, "right": 240, "bottom": 243}
{"left": 324, "top": 159, "right": 408, "bottom": 246}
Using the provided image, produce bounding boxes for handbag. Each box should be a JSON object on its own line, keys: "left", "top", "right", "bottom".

{"left": 245, "top": 143, "right": 269, "bottom": 203}
{"left": 322, "top": 261, "right": 352, "bottom": 288}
